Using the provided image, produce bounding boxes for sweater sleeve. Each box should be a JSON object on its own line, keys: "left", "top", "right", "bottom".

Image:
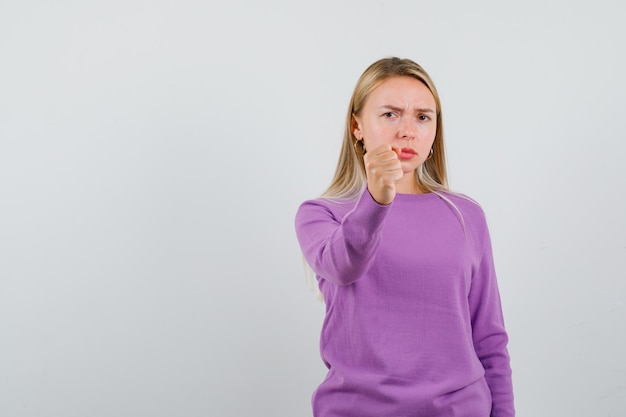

{"left": 468, "top": 220, "right": 515, "bottom": 417}
{"left": 294, "top": 189, "right": 391, "bottom": 286}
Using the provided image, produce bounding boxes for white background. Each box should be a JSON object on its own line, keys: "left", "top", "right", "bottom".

{"left": 1, "top": 1, "right": 625, "bottom": 416}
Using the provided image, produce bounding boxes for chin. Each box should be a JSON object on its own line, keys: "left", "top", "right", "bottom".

{"left": 401, "top": 162, "right": 421, "bottom": 173}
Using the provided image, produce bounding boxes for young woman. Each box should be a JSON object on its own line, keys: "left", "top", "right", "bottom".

{"left": 294, "top": 57, "right": 514, "bottom": 417}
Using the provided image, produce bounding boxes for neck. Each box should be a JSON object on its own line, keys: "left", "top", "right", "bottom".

{"left": 396, "top": 172, "right": 425, "bottom": 194}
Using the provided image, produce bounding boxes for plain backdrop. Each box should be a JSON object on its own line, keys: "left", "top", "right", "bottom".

{"left": 1, "top": 1, "right": 625, "bottom": 416}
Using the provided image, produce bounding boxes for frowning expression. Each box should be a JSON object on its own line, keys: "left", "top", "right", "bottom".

{"left": 352, "top": 76, "right": 437, "bottom": 173}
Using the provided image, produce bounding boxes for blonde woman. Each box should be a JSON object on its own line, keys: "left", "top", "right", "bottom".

{"left": 294, "top": 57, "right": 514, "bottom": 417}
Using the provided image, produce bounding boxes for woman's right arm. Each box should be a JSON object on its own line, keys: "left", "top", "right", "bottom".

{"left": 294, "top": 190, "right": 391, "bottom": 286}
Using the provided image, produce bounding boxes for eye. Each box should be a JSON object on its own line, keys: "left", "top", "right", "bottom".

{"left": 382, "top": 111, "right": 397, "bottom": 118}
{"left": 418, "top": 114, "right": 431, "bottom": 121}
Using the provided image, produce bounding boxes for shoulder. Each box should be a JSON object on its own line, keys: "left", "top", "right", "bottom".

{"left": 295, "top": 196, "right": 357, "bottom": 223}
{"left": 437, "top": 190, "right": 491, "bottom": 241}
{"left": 440, "top": 191, "right": 483, "bottom": 213}
{"left": 297, "top": 196, "right": 358, "bottom": 212}
{"left": 439, "top": 191, "right": 486, "bottom": 219}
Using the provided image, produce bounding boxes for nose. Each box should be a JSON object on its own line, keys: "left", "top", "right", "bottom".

{"left": 398, "top": 117, "right": 416, "bottom": 140}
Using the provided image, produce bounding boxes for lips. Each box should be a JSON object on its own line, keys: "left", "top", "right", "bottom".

{"left": 398, "top": 147, "right": 416, "bottom": 159}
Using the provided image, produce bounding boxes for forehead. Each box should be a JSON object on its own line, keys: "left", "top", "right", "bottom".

{"left": 366, "top": 76, "right": 435, "bottom": 108}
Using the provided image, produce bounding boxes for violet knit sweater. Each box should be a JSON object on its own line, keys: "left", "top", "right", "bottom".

{"left": 295, "top": 190, "right": 514, "bottom": 417}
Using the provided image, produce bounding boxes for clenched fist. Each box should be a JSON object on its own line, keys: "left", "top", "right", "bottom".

{"left": 364, "top": 144, "right": 403, "bottom": 205}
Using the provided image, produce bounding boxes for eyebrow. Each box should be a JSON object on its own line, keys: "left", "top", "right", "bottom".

{"left": 379, "top": 105, "right": 435, "bottom": 114}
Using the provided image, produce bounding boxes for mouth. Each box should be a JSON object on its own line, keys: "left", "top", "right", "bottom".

{"left": 397, "top": 147, "right": 417, "bottom": 160}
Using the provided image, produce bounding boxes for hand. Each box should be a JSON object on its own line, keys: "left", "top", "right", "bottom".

{"left": 364, "top": 144, "right": 403, "bottom": 205}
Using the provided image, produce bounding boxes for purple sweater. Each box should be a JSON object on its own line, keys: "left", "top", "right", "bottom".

{"left": 295, "top": 190, "right": 514, "bottom": 417}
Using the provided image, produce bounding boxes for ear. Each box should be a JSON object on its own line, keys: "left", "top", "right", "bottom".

{"left": 351, "top": 113, "right": 362, "bottom": 140}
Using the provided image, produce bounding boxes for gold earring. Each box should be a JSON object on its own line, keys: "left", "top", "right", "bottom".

{"left": 426, "top": 148, "right": 434, "bottom": 160}
{"left": 354, "top": 139, "right": 366, "bottom": 154}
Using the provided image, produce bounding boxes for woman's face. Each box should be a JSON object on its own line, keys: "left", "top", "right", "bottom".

{"left": 353, "top": 76, "right": 437, "bottom": 174}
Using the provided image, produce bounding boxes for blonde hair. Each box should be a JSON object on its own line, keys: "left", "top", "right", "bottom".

{"left": 322, "top": 57, "right": 448, "bottom": 199}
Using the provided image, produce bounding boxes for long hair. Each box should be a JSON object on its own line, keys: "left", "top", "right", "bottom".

{"left": 322, "top": 57, "right": 448, "bottom": 199}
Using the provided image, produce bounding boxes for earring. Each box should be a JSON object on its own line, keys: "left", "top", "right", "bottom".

{"left": 426, "top": 148, "right": 434, "bottom": 160}
{"left": 354, "top": 139, "right": 366, "bottom": 154}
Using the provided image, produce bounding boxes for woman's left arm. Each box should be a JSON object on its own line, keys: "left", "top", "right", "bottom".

{"left": 468, "top": 221, "right": 515, "bottom": 417}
